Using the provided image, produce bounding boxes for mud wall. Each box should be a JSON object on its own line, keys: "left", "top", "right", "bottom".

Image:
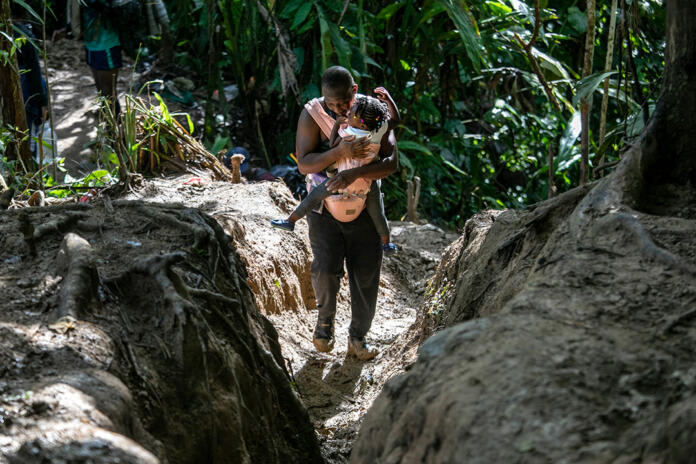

{"left": 0, "top": 201, "right": 322, "bottom": 463}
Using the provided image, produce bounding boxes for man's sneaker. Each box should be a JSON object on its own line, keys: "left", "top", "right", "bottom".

{"left": 347, "top": 336, "right": 378, "bottom": 361}
{"left": 312, "top": 320, "right": 334, "bottom": 353}
{"left": 270, "top": 219, "right": 295, "bottom": 231}
{"left": 382, "top": 242, "right": 398, "bottom": 255}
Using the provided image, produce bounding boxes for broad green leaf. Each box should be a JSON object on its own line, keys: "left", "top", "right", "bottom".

{"left": 316, "top": 4, "right": 332, "bottom": 72}
{"left": 376, "top": 3, "right": 405, "bottom": 20}
{"left": 209, "top": 135, "right": 230, "bottom": 155}
{"left": 364, "top": 56, "right": 382, "bottom": 69}
{"left": 399, "top": 141, "right": 433, "bottom": 156}
{"left": 558, "top": 111, "right": 581, "bottom": 162}
{"left": 13, "top": 0, "right": 43, "bottom": 25}
{"left": 279, "top": 0, "right": 305, "bottom": 19}
{"left": 47, "top": 189, "right": 70, "bottom": 198}
{"left": 606, "top": 85, "right": 640, "bottom": 110}
{"left": 531, "top": 47, "right": 570, "bottom": 80}
{"left": 486, "top": 1, "right": 512, "bottom": 15}
{"left": 291, "top": 3, "right": 313, "bottom": 30}
{"left": 417, "top": 3, "right": 446, "bottom": 26}
{"left": 437, "top": 0, "right": 487, "bottom": 71}
{"left": 573, "top": 71, "right": 617, "bottom": 108}
{"left": 153, "top": 92, "right": 172, "bottom": 124}
{"left": 400, "top": 152, "right": 414, "bottom": 174}
{"left": 329, "top": 23, "right": 351, "bottom": 67}
{"left": 567, "top": 7, "right": 586, "bottom": 34}
{"left": 443, "top": 159, "right": 468, "bottom": 177}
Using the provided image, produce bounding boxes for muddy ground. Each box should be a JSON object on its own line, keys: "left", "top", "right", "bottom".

{"left": 0, "top": 176, "right": 456, "bottom": 463}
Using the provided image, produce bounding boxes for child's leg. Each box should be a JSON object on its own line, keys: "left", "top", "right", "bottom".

{"left": 290, "top": 180, "right": 332, "bottom": 222}
{"left": 365, "top": 180, "right": 390, "bottom": 243}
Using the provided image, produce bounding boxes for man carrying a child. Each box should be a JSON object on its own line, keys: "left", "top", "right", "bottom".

{"left": 295, "top": 65, "right": 399, "bottom": 360}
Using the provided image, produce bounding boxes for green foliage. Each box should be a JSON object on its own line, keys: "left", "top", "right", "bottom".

{"left": 159, "top": 0, "right": 664, "bottom": 228}
{"left": 4, "top": 0, "right": 666, "bottom": 229}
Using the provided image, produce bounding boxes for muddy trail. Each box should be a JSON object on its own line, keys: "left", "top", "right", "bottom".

{"left": 2, "top": 40, "right": 459, "bottom": 462}
{"left": 117, "top": 177, "right": 457, "bottom": 462}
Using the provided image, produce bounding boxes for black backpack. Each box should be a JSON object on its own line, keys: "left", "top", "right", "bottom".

{"left": 108, "top": 0, "right": 147, "bottom": 58}
{"left": 83, "top": 0, "right": 147, "bottom": 58}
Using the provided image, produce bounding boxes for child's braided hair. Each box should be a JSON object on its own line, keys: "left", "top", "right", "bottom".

{"left": 354, "top": 95, "right": 390, "bottom": 131}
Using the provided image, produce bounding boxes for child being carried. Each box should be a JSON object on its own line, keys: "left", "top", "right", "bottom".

{"left": 271, "top": 90, "right": 399, "bottom": 255}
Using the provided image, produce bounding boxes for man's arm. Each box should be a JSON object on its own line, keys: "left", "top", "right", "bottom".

{"left": 325, "top": 130, "right": 398, "bottom": 191}
{"left": 296, "top": 109, "right": 370, "bottom": 175}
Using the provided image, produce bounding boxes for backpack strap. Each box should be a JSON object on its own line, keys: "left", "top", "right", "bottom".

{"left": 304, "top": 98, "right": 335, "bottom": 140}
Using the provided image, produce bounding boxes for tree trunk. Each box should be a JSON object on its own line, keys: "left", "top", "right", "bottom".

{"left": 642, "top": 0, "right": 696, "bottom": 184}
{"left": 598, "top": 0, "right": 618, "bottom": 148}
{"left": 579, "top": 0, "right": 596, "bottom": 185}
{"left": 0, "top": 0, "right": 32, "bottom": 169}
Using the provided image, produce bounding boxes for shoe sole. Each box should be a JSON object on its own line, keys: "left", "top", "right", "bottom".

{"left": 271, "top": 224, "right": 294, "bottom": 232}
{"left": 347, "top": 345, "right": 377, "bottom": 361}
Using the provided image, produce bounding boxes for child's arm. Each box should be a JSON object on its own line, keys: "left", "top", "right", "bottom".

{"left": 374, "top": 87, "right": 401, "bottom": 131}
{"left": 329, "top": 116, "right": 348, "bottom": 148}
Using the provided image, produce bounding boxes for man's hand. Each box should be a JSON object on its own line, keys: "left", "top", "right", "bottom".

{"left": 336, "top": 115, "right": 348, "bottom": 126}
{"left": 339, "top": 134, "right": 371, "bottom": 159}
{"left": 326, "top": 169, "right": 358, "bottom": 192}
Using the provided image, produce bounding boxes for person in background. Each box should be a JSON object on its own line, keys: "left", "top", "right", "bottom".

{"left": 54, "top": 0, "right": 122, "bottom": 116}
{"left": 11, "top": 3, "right": 49, "bottom": 161}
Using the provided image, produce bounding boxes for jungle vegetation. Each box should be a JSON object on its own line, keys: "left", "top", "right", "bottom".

{"left": 1, "top": 0, "right": 666, "bottom": 228}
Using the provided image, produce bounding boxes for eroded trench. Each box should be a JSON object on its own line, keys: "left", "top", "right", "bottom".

{"left": 0, "top": 178, "right": 456, "bottom": 463}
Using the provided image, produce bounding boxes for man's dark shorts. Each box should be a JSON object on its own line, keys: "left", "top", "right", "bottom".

{"left": 85, "top": 46, "right": 123, "bottom": 71}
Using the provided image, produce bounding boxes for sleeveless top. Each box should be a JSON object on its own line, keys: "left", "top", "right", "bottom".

{"left": 304, "top": 97, "right": 384, "bottom": 222}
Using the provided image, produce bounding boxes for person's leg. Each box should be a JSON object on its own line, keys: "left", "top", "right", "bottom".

{"left": 343, "top": 210, "right": 382, "bottom": 339}
{"left": 307, "top": 210, "right": 345, "bottom": 351}
{"left": 292, "top": 181, "right": 331, "bottom": 221}
{"left": 91, "top": 68, "right": 121, "bottom": 116}
{"left": 86, "top": 47, "right": 122, "bottom": 117}
{"left": 365, "top": 180, "right": 390, "bottom": 243}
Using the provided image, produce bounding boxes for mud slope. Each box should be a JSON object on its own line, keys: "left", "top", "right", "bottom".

{"left": 352, "top": 171, "right": 696, "bottom": 462}
{"left": 0, "top": 200, "right": 321, "bottom": 463}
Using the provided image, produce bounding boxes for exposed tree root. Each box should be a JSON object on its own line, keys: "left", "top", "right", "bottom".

{"left": 33, "top": 211, "right": 93, "bottom": 240}
{"left": 56, "top": 233, "right": 97, "bottom": 319}
{"left": 590, "top": 211, "right": 696, "bottom": 274}
{"left": 660, "top": 298, "right": 696, "bottom": 335}
{"left": 116, "top": 330, "right": 164, "bottom": 406}
{"left": 127, "top": 251, "right": 191, "bottom": 366}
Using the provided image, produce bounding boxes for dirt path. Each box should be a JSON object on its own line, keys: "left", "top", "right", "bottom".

{"left": 267, "top": 222, "right": 456, "bottom": 462}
